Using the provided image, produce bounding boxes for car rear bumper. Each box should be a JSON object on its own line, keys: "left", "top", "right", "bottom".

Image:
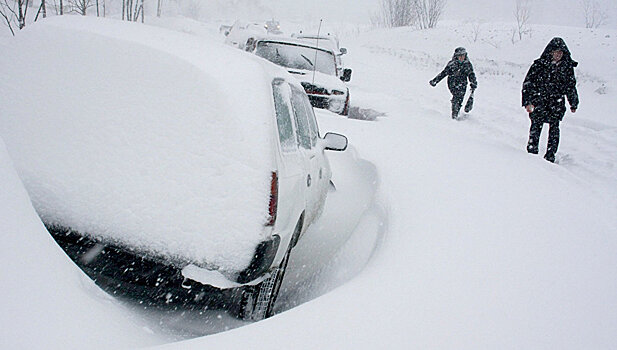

{"left": 47, "top": 225, "right": 242, "bottom": 310}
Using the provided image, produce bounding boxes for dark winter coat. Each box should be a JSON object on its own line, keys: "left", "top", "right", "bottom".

{"left": 431, "top": 54, "right": 478, "bottom": 96}
{"left": 522, "top": 37, "right": 579, "bottom": 122}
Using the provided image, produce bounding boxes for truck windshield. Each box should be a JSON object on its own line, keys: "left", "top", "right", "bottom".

{"left": 255, "top": 41, "right": 336, "bottom": 76}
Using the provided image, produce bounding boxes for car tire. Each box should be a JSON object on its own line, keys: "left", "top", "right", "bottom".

{"left": 239, "top": 216, "right": 303, "bottom": 321}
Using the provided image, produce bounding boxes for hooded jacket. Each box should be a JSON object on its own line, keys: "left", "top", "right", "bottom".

{"left": 431, "top": 49, "right": 478, "bottom": 95}
{"left": 522, "top": 37, "right": 579, "bottom": 121}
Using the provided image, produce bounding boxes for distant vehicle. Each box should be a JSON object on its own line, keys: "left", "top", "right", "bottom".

{"left": 293, "top": 32, "right": 349, "bottom": 76}
{"left": 223, "top": 20, "right": 270, "bottom": 50}
{"left": 265, "top": 19, "right": 282, "bottom": 34}
{"left": 223, "top": 19, "right": 285, "bottom": 50}
{"left": 0, "top": 18, "right": 347, "bottom": 321}
{"left": 250, "top": 37, "right": 353, "bottom": 116}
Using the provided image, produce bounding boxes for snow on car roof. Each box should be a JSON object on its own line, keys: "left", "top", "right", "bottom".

{"left": 0, "top": 16, "right": 289, "bottom": 273}
{"left": 293, "top": 33, "right": 341, "bottom": 52}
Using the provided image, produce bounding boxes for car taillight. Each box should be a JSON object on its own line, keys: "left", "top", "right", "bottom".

{"left": 266, "top": 171, "right": 278, "bottom": 226}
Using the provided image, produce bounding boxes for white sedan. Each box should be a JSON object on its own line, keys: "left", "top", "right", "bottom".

{"left": 0, "top": 16, "right": 347, "bottom": 321}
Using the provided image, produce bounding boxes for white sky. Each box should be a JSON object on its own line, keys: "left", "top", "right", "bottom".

{"left": 259, "top": 0, "right": 617, "bottom": 27}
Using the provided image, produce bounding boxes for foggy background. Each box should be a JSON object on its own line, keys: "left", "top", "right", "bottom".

{"left": 190, "top": 0, "right": 617, "bottom": 28}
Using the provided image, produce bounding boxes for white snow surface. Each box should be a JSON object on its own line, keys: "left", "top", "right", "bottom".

{"left": 1, "top": 13, "right": 617, "bottom": 350}
{"left": 0, "top": 17, "right": 284, "bottom": 272}
{"left": 0, "top": 139, "right": 164, "bottom": 349}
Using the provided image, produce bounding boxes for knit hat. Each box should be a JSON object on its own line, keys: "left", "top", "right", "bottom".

{"left": 454, "top": 47, "right": 467, "bottom": 56}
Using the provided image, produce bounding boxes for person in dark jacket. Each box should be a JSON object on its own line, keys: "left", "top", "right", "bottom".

{"left": 430, "top": 47, "right": 478, "bottom": 119}
{"left": 522, "top": 37, "right": 579, "bottom": 163}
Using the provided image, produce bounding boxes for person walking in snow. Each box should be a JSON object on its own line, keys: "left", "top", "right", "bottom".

{"left": 522, "top": 37, "right": 579, "bottom": 163}
{"left": 429, "top": 47, "right": 478, "bottom": 119}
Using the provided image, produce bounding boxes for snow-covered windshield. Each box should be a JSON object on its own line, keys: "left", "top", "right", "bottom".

{"left": 255, "top": 41, "right": 336, "bottom": 76}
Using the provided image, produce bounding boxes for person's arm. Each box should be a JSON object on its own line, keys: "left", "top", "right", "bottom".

{"left": 565, "top": 66, "right": 579, "bottom": 112}
{"left": 522, "top": 62, "right": 539, "bottom": 111}
{"left": 430, "top": 63, "right": 451, "bottom": 86}
{"left": 468, "top": 62, "right": 478, "bottom": 90}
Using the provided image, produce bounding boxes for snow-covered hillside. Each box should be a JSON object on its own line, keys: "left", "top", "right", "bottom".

{"left": 1, "top": 12, "right": 616, "bottom": 350}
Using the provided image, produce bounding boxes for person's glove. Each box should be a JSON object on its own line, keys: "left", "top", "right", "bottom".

{"left": 470, "top": 83, "right": 477, "bottom": 90}
{"left": 570, "top": 106, "right": 577, "bottom": 113}
{"left": 429, "top": 80, "right": 437, "bottom": 87}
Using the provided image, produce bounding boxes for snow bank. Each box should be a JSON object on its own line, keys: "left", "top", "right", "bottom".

{"left": 0, "top": 16, "right": 282, "bottom": 273}
{"left": 0, "top": 138, "right": 162, "bottom": 348}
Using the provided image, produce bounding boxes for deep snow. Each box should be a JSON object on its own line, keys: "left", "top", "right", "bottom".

{"left": 0, "top": 139, "right": 165, "bottom": 348}
{"left": 1, "top": 10, "right": 617, "bottom": 350}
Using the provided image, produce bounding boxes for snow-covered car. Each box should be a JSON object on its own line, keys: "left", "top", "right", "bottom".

{"left": 223, "top": 19, "right": 287, "bottom": 50}
{"left": 0, "top": 17, "right": 347, "bottom": 321}
{"left": 292, "top": 31, "right": 349, "bottom": 74}
{"left": 265, "top": 19, "right": 282, "bottom": 34}
{"left": 249, "top": 37, "right": 353, "bottom": 116}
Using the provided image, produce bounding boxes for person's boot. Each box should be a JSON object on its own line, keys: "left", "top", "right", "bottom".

{"left": 526, "top": 143, "right": 539, "bottom": 154}
{"left": 544, "top": 152, "right": 556, "bottom": 163}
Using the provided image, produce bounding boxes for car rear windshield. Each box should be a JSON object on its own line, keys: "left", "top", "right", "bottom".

{"left": 255, "top": 41, "right": 336, "bottom": 76}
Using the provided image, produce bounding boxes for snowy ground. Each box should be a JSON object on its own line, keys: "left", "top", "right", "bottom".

{"left": 1, "top": 14, "right": 617, "bottom": 349}
{"left": 161, "top": 19, "right": 617, "bottom": 349}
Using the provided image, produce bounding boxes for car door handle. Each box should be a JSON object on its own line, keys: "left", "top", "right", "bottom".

{"left": 307, "top": 174, "right": 312, "bottom": 187}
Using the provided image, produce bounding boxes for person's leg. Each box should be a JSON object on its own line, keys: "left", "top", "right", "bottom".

{"left": 527, "top": 118, "right": 542, "bottom": 154}
{"left": 545, "top": 120, "right": 561, "bottom": 162}
{"left": 451, "top": 93, "right": 464, "bottom": 119}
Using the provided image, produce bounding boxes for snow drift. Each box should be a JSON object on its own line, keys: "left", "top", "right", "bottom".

{"left": 0, "top": 137, "right": 163, "bottom": 348}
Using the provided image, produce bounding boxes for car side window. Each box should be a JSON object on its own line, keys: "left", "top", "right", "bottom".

{"left": 303, "top": 95, "right": 320, "bottom": 145}
{"left": 272, "top": 80, "right": 297, "bottom": 152}
{"left": 290, "top": 85, "right": 315, "bottom": 149}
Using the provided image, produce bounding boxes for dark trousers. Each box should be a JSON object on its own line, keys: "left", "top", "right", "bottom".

{"left": 527, "top": 119, "right": 560, "bottom": 159}
{"left": 451, "top": 91, "right": 465, "bottom": 118}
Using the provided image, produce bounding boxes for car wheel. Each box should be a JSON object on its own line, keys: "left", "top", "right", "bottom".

{"left": 239, "top": 217, "right": 303, "bottom": 321}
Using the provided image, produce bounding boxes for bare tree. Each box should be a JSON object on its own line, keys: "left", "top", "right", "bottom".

{"left": 67, "top": 0, "right": 93, "bottom": 15}
{"left": 374, "top": 0, "right": 412, "bottom": 27}
{"left": 582, "top": 0, "right": 608, "bottom": 28}
{"left": 412, "top": 0, "right": 447, "bottom": 29}
{"left": 0, "top": 0, "right": 30, "bottom": 35}
{"left": 375, "top": 0, "right": 446, "bottom": 29}
{"left": 469, "top": 19, "right": 484, "bottom": 43}
{"left": 121, "top": 0, "right": 143, "bottom": 22}
{"left": 157, "top": 0, "right": 161, "bottom": 17}
{"left": 514, "top": 0, "right": 531, "bottom": 41}
{"left": 34, "top": 0, "right": 46, "bottom": 21}
{"left": 0, "top": 1, "right": 16, "bottom": 35}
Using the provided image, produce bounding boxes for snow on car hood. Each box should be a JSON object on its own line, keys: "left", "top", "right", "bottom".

{"left": 0, "top": 17, "right": 280, "bottom": 274}
{"left": 287, "top": 69, "right": 348, "bottom": 94}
